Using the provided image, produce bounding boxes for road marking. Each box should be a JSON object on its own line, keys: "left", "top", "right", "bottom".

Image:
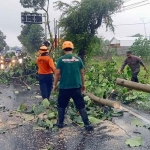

{"left": 120, "top": 105, "right": 150, "bottom": 124}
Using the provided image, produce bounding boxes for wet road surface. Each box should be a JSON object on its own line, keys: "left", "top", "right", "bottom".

{"left": 0, "top": 84, "right": 150, "bottom": 150}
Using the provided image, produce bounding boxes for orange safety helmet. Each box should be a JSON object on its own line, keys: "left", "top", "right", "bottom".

{"left": 38, "top": 46, "right": 49, "bottom": 54}
{"left": 62, "top": 41, "right": 74, "bottom": 50}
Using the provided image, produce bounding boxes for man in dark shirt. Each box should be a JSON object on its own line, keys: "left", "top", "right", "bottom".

{"left": 117, "top": 51, "right": 148, "bottom": 82}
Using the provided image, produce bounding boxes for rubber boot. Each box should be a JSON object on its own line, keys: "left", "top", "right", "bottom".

{"left": 56, "top": 108, "right": 65, "bottom": 128}
{"left": 79, "top": 108, "right": 94, "bottom": 131}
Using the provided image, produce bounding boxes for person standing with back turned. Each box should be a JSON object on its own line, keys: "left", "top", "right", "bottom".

{"left": 36, "top": 46, "right": 56, "bottom": 100}
{"left": 53, "top": 41, "right": 93, "bottom": 131}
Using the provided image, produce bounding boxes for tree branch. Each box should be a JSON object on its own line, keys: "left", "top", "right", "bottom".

{"left": 94, "top": 14, "right": 103, "bottom": 29}
{"left": 89, "top": 14, "right": 103, "bottom": 35}
{"left": 42, "top": 7, "right": 53, "bottom": 41}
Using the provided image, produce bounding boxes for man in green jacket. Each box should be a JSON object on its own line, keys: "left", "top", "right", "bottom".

{"left": 53, "top": 41, "right": 93, "bottom": 131}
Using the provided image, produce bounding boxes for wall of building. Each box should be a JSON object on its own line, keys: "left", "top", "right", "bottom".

{"left": 120, "top": 40, "right": 135, "bottom": 47}
{"left": 117, "top": 46, "right": 130, "bottom": 55}
{"left": 110, "top": 38, "right": 120, "bottom": 45}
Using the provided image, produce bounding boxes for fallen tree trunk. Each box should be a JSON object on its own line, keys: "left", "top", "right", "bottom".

{"left": 83, "top": 91, "right": 120, "bottom": 109}
{"left": 116, "top": 78, "right": 150, "bottom": 93}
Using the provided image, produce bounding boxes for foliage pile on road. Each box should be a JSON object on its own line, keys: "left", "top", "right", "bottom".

{"left": 0, "top": 55, "right": 148, "bottom": 130}
{"left": 1, "top": 55, "right": 149, "bottom": 104}
{"left": 16, "top": 95, "right": 123, "bottom": 130}
{"left": 0, "top": 56, "right": 37, "bottom": 85}
{"left": 0, "top": 55, "right": 150, "bottom": 130}
{"left": 10, "top": 58, "right": 133, "bottom": 129}
{"left": 86, "top": 57, "right": 150, "bottom": 105}
{"left": 1, "top": 54, "right": 150, "bottom": 108}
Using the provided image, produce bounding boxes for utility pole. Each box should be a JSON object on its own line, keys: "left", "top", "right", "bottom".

{"left": 54, "top": 18, "right": 57, "bottom": 51}
{"left": 141, "top": 18, "right": 147, "bottom": 38}
{"left": 43, "top": 13, "right": 47, "bottom": 41}
{"left": 57, "top": 21, "right": 60, "bottom": 51}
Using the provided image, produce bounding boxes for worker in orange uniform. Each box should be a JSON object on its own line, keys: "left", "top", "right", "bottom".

{"left": 53, "top": 41, "right": 94, "bottom": 131}
{"left": 36, "top": 46, "right": 56, "bottom": 100}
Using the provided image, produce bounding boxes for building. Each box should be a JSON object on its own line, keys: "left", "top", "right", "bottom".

{"left": 110, "top": 37, "right": 139, "bottom": 55}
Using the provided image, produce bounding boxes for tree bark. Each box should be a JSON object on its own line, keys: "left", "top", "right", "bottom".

{"left": 78, "top": 48, "right": 86, "bottom": 64}
{"left": 83, "top": 91, "right": 120, "bottom": 109}
{"left": 116, "top": 78, "right": 150, "bottom": 93}
{"left": 42, "top": 0, "right": 53, "bottom": 41}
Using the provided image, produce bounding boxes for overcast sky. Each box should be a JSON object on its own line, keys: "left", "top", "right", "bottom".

{"left": 0, "top": 0, "right": 150, "bottom": 47}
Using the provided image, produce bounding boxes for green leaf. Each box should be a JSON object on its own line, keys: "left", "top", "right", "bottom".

{"left": 131, "top": 118, "right": 144, "bottom": 127}
{"left": 67, "top": 109, "right": 76, "bottom": 116}
{"left": 52, "top": 126, "right": 59, "bottom": 132}
{"left": 45, "top": 119, "right": 53, "bottom": 128}
{"left": 48, "top": 112, "right": 55, "bottom": 119}
{"left": 23, "top": 114, "right": 34, "bottom": 122}
{"left": 37, "top": 118, "right": 45, "bottom": 127}
{"left": 51, "top": 119, "right": 57, "bottom": 124}
{"left": 88, "top": 116, "right": 100, "bottom": 124}
{"left": 49, "top": 100, "right": 56, "bottom": 105}
{"left": 125, "top": 137, "right": 142, "bottom": 147}
{"left": 102, "top": 83, "right": 107, "bottom": 87}
{"left": 17, "top": 103, "right": 27, "bottom": 112}
{"left": 85, "top": 81, "right": 91, "bottom": 86}
{"left": 73, "top": 116, "right": 83, "bottom": 124}
{"left": 84, "top": 96, "right": 91, "bottom": 101}
{"left": 42, "top": 99, "right": 50, "bottom": 108}
{"left": 33, "top": 105, "right": 46, "bottom": 115}
{"left": 95, "top": 87, "right": 101, "bottom": 94}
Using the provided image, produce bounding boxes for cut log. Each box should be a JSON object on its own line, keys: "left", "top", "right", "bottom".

{"left": 83, "top": 91, "right": 120, "bottom": 109}
{"left": 116, "top": 78, "right": 150, "bottom": 93}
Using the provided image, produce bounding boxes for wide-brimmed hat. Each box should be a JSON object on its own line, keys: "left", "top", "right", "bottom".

{"left": 38, "top": 46, "right": 49, "bottom": 54}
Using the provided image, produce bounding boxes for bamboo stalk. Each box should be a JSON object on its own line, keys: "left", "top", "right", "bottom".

{"left": 83, "top": 91, "right": 120, "bottom": 109}
{"left": 116, "top": 78, "right": 150, "bottom": 93}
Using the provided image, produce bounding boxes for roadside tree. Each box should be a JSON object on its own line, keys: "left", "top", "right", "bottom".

{"left": 0, "top": 30, "right": 7, "bottom": 52}
{"left": 130, "top": 38, "right": 150, "bottom": 61}
{"left": 54, "top": 0, "right": 124, "bottom": 62}
{"left": 18, "top": 24, "right": 44, "bottom": 53}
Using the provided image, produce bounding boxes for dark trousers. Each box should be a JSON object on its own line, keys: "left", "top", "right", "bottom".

{"left": 38, "top": 74, "right": 53, "bottom": 99}
{"left": 57, "top": 88, "right": 85, "bottom": 110}
{"left": 131, "top": 72, "right": 139, "bottom": 83}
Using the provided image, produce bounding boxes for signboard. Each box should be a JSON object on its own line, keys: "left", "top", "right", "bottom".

{"left": 21, "top": 12, "right": 42, "bottom": 24}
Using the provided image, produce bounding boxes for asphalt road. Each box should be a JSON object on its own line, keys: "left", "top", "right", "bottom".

{"left": 0, "top": 84, "right": 150, "bottom": 150}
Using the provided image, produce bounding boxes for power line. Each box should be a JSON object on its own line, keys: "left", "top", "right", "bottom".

{"left": 124, "top": 0, "right": 133, "bottom": 2}
{"left": 118, "top": 2, "right": 150, "bottom": 12}
{"left": 123, "top": 2, "right": 150, "bottom": 11}
{"left": 115, "top": 22, "right": 150, "bottom": 26}
{"left": 123, "top": 0, "right": 149, "bottom": 8}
